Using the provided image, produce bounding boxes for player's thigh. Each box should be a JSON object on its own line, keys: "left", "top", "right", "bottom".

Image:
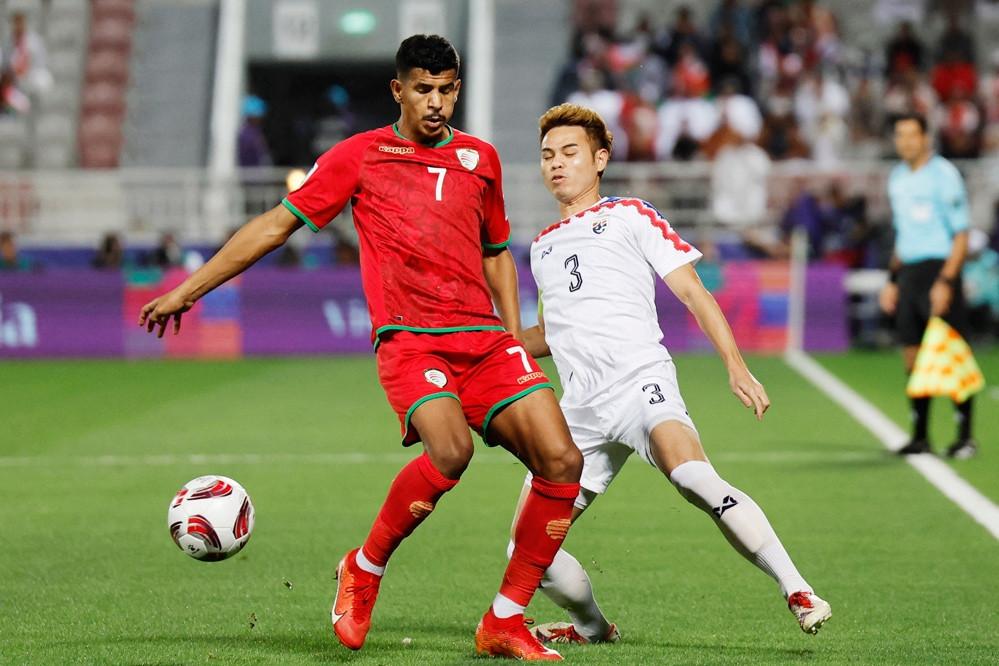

{"left": 376, "top": 333, "right": 470, "bottom": 462}
{"left": 410, "top": 397, "right": 475, "bottom": 477}
{"left": 458, "top": 332, "right": 580, "bottom": 481}
{"left": 619, "top": 362, "right": 706, "bottom": 476}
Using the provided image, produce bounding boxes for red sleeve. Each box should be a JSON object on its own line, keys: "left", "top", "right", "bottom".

{"left": 282, "top": 133, "right": 369, "bottom": 232}
{"left": 480, "top": 144, "right": 510, "bottom": 249}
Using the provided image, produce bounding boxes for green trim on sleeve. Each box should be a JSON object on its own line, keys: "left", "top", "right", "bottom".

{"left": 402, "top": 392, "right": 460, "bottom": 444}
{"left": 483, "top": 239, "right": 510, "bottom": 250}
{"left": 281, "top": 198, "right": 320, "bottom": 233}
{"left": 480, "top": 383, "right": 554, "bottom": 446}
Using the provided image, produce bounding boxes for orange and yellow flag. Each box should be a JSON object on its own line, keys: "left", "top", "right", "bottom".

{"left": 906, "top": 317, "right": 986, "bottom": 403}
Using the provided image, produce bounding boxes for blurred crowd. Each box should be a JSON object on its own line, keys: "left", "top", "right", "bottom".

{"left": 557, "top": 0, "right": 997, "bottom": 164}
{"left": 0, "top": 11, "right": 50, "bottom": 116}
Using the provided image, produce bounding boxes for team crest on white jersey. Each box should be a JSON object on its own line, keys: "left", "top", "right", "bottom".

{"left": 592, "top": 219, "right": 608, "bottom": 234}
{"left": 456, "top": 148, "right": 479, "bottom": 170}
{"left": 424, "top": 369, "right": 448, "bottom": 388}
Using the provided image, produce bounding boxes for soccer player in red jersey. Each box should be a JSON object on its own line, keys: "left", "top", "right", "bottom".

{"left": 138, "top": 35, "right": 580, "bottom": 661}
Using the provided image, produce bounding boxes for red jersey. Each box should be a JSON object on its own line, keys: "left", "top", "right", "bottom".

{"left": 282, "top": 124, "right": 510, "bottom": 341}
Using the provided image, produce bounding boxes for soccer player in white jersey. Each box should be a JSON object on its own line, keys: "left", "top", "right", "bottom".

{"left": 510, "top": 103, "right": 831, "bottom": 644}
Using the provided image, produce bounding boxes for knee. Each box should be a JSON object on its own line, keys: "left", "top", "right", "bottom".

{"left": 536, "top": 441, "right": 583, "bottom": 484}
{"left": 426, "top": 436, "right": 474, "bottom": 479}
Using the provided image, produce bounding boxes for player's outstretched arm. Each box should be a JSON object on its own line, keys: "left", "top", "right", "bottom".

{"left": 664, "top": 264, "right": 770, "bottom": 420}
{"left": 138, "top": 204, "right": 303, "bottom": 337}
{"left": 482, "top": 247, "right": 522, "bottom": 337}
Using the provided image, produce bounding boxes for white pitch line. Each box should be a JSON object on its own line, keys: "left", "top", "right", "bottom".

{"left": 0, "top": 449, "right": 881, "bottom": 469}
{"left": 785, "top": 349, "right": 999, "bottom": 541}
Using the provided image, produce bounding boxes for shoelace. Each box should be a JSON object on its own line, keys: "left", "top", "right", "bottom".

{"left": 347, "top": 581, "right": 377, "bottom": 619}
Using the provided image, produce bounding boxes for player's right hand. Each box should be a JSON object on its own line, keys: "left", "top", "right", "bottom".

{"left": 878, "top": 283, "right": 899, "bottom": 315}
{"left": 729, "top": 368, "right": 770, "bottom": 421}
{"left": 138, "top": 289, "right": 195, "bottom": 338}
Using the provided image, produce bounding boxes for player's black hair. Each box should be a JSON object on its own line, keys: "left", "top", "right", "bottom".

{"left": 395, "top": 34, "right": 460, "bottom": 78}
{"left": 894, "top": 112, "right": 928, "bottom": 134}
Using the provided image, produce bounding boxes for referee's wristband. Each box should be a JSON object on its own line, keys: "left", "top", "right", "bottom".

{"left": 936, "top": 274, "right": 956, "bottom": 286}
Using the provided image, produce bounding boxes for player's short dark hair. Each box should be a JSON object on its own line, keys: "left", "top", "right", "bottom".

{"left": 395, "top": 35, "right": 460, "bottom": 78}
{"left": 539, "top": 103, "right": 614, "bottom": 177}
{"left": 894, "top": 112, "right": 928, "bottom": 134}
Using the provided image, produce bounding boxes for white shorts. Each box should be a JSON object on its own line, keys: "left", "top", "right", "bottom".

{"left": 564, "top": 360, "right": 697, "bottom": 501}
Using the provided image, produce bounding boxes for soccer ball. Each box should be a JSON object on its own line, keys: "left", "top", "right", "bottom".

{"left": 167, "top": 475, "right": 254, "bottom": 561}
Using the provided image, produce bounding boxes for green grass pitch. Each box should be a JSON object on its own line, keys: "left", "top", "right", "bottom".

{"left": 1, "top": 350, "right": 997, "bottom": 664}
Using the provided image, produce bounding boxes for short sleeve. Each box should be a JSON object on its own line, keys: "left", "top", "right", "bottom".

{"left": 481, "top": 146, "right": 510, "bottom": 250}
{"left": 282, "top": 134, "right": 368, "bottom": 233}
{"left": 625, "top": 199, "right": 702, "bottom": 278}
{"left": 940, "top": 163, "right": 970, "bottom": 233}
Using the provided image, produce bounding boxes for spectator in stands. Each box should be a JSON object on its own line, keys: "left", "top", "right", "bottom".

{"left": 885, "top": 22, "right": 924, "bottom": 79}
{"left": 759, "top": 93, "right": 811, "bottom": 160}
{"left": 710, "top": 29, "right": 752, "bottom": 96}
{"left": 93, "top": 233, "right": 124, "bottom": 269}
{"left": 150, "top": 232, "right": 183, "bottom": 269}
{"left": 931, "top": 46, "right": 977, "bottom": 103}
{"left": 937, "top": 82, "right": 984, "bottom": 158}
{"left": 883, "top": 68, "right": 939, "bottom": 131}
{"left": 794, "top": 67, "right": 850, "bottom": 164}
{"left": 237, "top": 95, "right": 272, "bottom": 167}
{"left": 0, "top": 231, "right": 30, "bottom": 271}
{"left": 311, "top": 84, "right": 355, "bottom": 157}
{"left": 0, "top": 66, "right": 29, "bottom": 114}
{"left": 709, "top": 0, "right": 753, "bottom": 49}
{"left": 980, "top": 49, "right": 999, "bottom": 152}
{"left": 710, "top": 114, "right": 773, "bottom": 258}
{"left": 3, "top": 12, "right": 51, "bottom": 97}
{"left": 935, "top": 13, "right": 974, "bottom": 67}
{"left": 821, "top": 182, "right": 873, "bottom": 269}
{"left": 656, "top": 5, "right": 707, "bottom": 65}
{"left": 780, "top": 180, "right": 828, "bottom": 260}
{"left": 655, "top": 43, "right": 717, "bottom": 160}
{"left": 568, "top": 65, "right": 628, "bottom": 159}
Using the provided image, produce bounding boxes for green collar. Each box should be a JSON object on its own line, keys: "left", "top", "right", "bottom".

{"left": 392, "top": 122, "right": 455, "bottom": 148}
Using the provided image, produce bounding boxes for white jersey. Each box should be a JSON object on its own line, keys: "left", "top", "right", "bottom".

{"left": 530, "top": 196, "right": 701, "bottom": 406}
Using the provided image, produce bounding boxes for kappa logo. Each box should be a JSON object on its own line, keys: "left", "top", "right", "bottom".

{"left": 424, "top": 368, "right": 448, "bottom": 388}
{"left": 712, "top": 495, "right": 739, "bottom": 518}
{"left": 456, "top": 148, "right": 479, "bottom": 170}
{"left": 592, "top": 219, "right": 608, "bottom": 234}
{"left": 541, "top": 246, "right": 553, "bottom": 259}
{"left": 379, "top": 145, "right": 415, "bottom": 155}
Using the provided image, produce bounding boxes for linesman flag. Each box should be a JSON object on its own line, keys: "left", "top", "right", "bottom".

{"left": 906, "top": 317, "right": 985, "bottom": 403}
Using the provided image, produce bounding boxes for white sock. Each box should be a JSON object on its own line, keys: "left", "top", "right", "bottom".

{"left": 355, "top": 548, "right": 385, "bottom": 576}
{"left": 669, "top": 460, "right": 810, "bottom": 598}
{"left": 540, "top": 547, "right": 612, "bottom": 641}
{"left": 506, "top": 540, "right": 611, "bottom": 640}
{"left": 491, "top": 592, "right": 526, "bottom": 619}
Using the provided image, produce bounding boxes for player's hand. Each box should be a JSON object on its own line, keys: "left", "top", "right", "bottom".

{"left": 929, "top": 280, "right": 952, "bottom": 316}
{"left": 879, "top": 283, "right": 899, "bottom": 315}
{"left": 138, "top": 289, "right": 195, "bottom": 338}
{"left": 729, "top": 368, "right": 770, "bottom": 421}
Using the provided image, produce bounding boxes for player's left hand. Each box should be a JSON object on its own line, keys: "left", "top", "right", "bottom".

{"left": 929, "top": 280, "right": 952, "bottom": 316}
{"left": 729, "top": 368, "right": 770, "bottom": 421}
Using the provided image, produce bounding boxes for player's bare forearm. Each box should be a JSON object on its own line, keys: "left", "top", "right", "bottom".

{"left": 521, "top": 324, "right": 550, "bottom": 358}
{"left": 138, "top": 205, "right": 301, "bottom": 336}
{"left": 181, "top": 206, "right": 302, "bottom": 302}
{"left": 482, "top": 247, "right": 522, "bottom": 335}
{"left": 665, "top": 264, "right": 770, "bottom": 418}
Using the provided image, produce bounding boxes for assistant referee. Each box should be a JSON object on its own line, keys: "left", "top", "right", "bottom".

{"left": 879, "top": 112, "right": 976, "bottom": 458}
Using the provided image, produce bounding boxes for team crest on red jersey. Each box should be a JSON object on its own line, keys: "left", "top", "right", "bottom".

{"left": 456, "top": 148, "right": 479, "bottom": 170}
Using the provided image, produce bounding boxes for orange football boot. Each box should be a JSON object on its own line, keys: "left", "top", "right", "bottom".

{"left": 331, "top": 548, "right": 381, "bottom": 650}
{"left": 475, "top": 608, "right": 563, "bottom": 661}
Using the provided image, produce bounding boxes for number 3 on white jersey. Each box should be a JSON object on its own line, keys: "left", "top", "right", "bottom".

{"left": 428, "top": 167, "right": 447, "bottom": 201}
{"left": 506, "top": 346, "right": 532, "bottom": 373}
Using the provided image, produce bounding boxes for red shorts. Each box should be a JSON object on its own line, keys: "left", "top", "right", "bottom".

{"left": 376, "top": 330, "right": 553, "bottom": 446}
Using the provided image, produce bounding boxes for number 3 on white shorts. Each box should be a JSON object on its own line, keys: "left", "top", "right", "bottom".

{"left": 506, "top": 345, "right": 532, "bottom": 373}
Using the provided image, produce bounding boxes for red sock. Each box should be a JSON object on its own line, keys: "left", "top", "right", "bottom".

{"left": 499, "top": 476, "right": 580, "bottom": 606}
{"left": 361, "top": 452, "right": 459, "bottom": 567}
